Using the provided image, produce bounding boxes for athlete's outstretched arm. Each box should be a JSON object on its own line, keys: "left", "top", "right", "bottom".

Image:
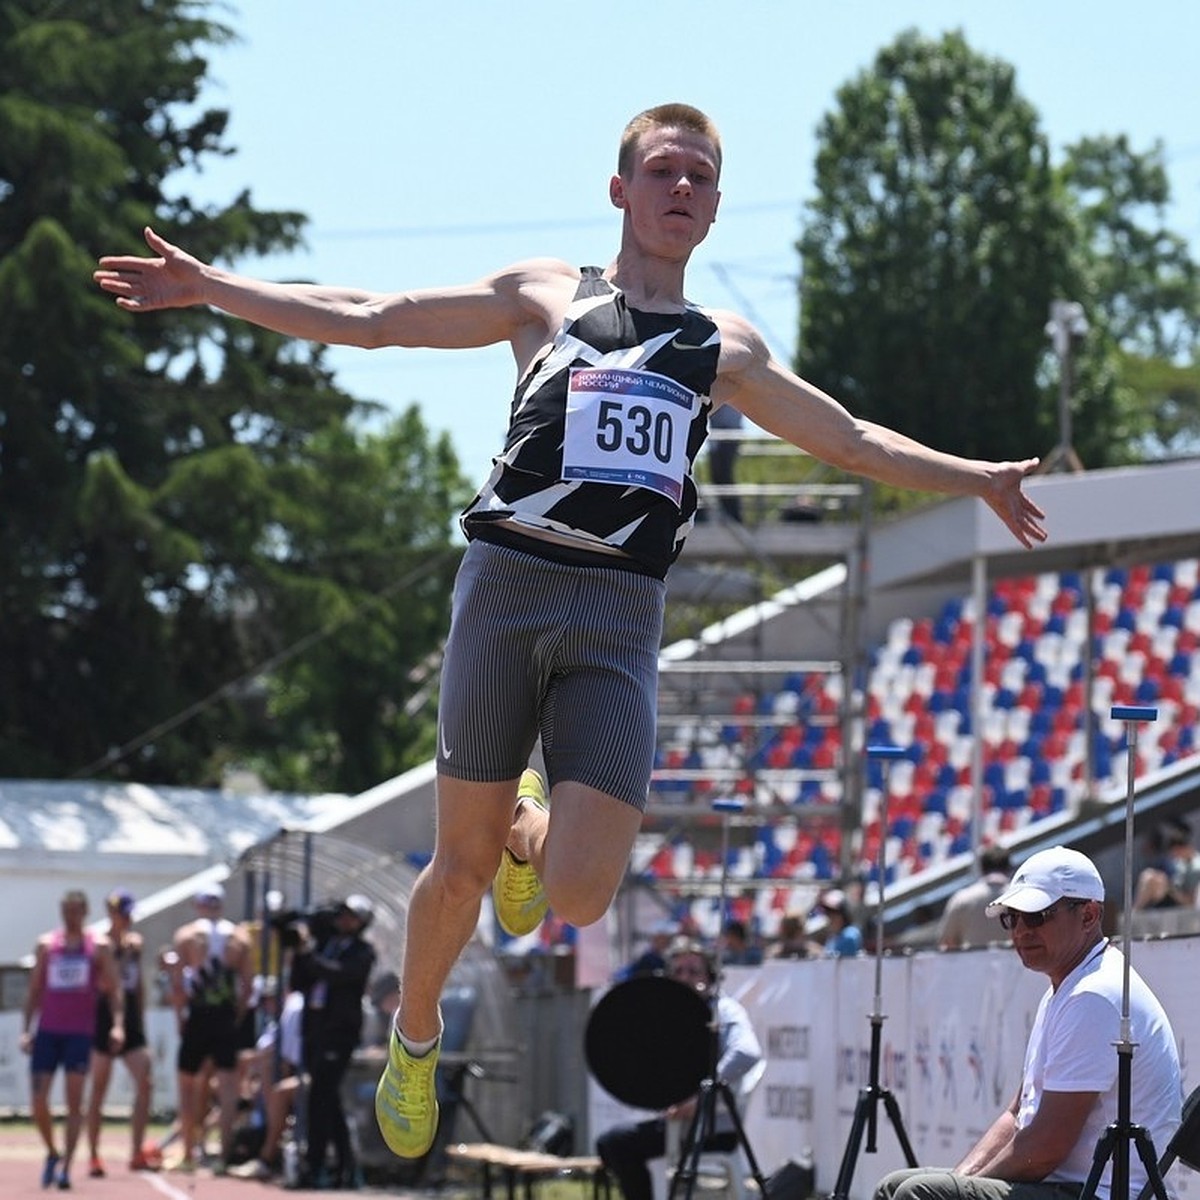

{"left": 712, "top": 310, "right": 1047, "bottom": 549}
{"left": 94, "top": 226, "right": 572, "bottom": 352}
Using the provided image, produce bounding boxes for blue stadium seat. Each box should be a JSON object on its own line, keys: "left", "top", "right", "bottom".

{"left": 1163, "top": 607, "right": 1185, "bottom": 630}
{"left": 790, "top": 745, "right": 813, "bottom": 768}
{"left": 940, "top": 597, "right": 965, "bottom": 623}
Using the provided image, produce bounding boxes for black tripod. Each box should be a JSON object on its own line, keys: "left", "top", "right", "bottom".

{"left": 831, "top": 745, "right": 918, "bottom": 1200}
{"left": 669, "top": 798, "right": 769, "bottom": 1200}
{"left": 1080, "top": 705, "right": 1170, "bottom": 1200}
{"left": 440, "top": 1057, "right": 497, "bottom": 1142}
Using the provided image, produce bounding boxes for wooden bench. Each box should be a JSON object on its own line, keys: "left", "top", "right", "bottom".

{"left": 446, "top": 1141, "right": 610, "bottom": 1200}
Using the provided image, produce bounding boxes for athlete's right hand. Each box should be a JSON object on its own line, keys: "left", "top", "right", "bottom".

{"left": 94, "top": 226, "right": 206, "bottom": 312}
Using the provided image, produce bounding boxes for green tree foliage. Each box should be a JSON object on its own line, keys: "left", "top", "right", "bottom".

{"left": 0, "top": 2, "right": 468, "bottom": 790}
{"left": 1062, "top": 136, "right": 1200, "bottom": 458}
{"left": 797, "top": 29, "right": 1132, "bottom": 469}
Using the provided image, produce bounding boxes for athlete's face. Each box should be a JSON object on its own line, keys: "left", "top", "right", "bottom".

{"left": 611, "top": 125, "right": 721, "bottom": 260}
{"left": 60, "top": 897, "right": 88, "bottom": 931}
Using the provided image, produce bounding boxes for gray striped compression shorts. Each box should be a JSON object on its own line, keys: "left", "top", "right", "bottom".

{"left": 435, "top": 539, "right": 666, "bottom": 811}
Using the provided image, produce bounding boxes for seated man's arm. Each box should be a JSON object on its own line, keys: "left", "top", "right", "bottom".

{"left": 956, "top": 1089, "right": 1019, "bottom": 1174}
{"left": 966, "top": 1090, "right": 1099, "bottom": 1181}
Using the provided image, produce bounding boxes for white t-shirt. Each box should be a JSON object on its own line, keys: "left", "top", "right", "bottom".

{"left": 1017, "top": 940, "right": 1181, "bottom": 1200}
{"left": 255, "top": 991, "right": 305, "bottom": 1072}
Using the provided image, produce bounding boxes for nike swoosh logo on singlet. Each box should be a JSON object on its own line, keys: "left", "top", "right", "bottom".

{"left": 671, "top": 337, "right": 710, "bottom": 351}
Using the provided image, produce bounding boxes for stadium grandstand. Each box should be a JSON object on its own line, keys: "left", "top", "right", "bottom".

{"left": 625, "top": 454, "right": 1200, "bottom": 948}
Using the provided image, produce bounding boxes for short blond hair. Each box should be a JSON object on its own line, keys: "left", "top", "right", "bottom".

{"left": 618, "top": 103, "right": 722, "bottom": 179}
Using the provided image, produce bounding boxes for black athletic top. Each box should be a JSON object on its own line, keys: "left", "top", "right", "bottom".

{"left": 460, "top": 267, "right": 721, "bottom": 579}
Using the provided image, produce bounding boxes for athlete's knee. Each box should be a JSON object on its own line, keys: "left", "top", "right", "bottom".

{"left": 427, "top": 843, "right": 501, "bottom": 907}
{"left": 542, "top": 862, "right": 620, "bottom": 927}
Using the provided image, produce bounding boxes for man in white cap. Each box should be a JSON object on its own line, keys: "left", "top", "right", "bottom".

{"left": 874, "top": 845, "right": 1181, "bottom": 1200}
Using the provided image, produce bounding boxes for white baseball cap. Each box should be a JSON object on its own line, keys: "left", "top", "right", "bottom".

{"left": 341, "top": 894, "right": 374, "bottom": 922}
{"left": 986, "top": 846, "right": 1104, "bottom": 916}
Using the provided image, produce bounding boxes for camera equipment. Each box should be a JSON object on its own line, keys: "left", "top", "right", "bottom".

{"left": 668, "top": 797, "right": 768, "bottom": 1200}
{"left": 831, "top": 745, "right": 918, "bottom": 1200}
{"left": 269, "top": 903, "right": 342, "bottom": 949}
{"left": 1080, "top": 706, "right": 1169, "bottom": 1200}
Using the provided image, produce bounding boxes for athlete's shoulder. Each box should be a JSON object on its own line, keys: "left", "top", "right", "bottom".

{"left": 488, "top": 257, "right": 579, "bottom": 289}
{"left": 700, "top": 307, "right": 770, "bottom": 375}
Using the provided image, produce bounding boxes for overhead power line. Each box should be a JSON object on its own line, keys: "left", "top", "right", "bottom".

{"left": 70, "top": 547, "right": 460, "bottom": 781}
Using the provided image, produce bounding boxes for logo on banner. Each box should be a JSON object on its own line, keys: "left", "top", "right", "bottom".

{"left": 967, "top": 1030, "right": 986, "bottom": 1102}
{"left": 765, "top": 1085, "right": 813, "bottom": 1121}
{"left": 938, "top": 1030, "right": 958, "bottom": 1106}
{"left": 767, "top": 1025, "right": 810, "bottom": 1059}
{"left": 913, "top": 1025, "right": 934, "bottom": 1107}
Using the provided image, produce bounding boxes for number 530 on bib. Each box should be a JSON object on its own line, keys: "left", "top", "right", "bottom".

{"left": 562, "top": 366, "right": 696, "bottom": 506}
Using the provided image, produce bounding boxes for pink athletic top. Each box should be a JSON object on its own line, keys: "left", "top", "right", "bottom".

{"left": 39, "top": 931, "right": 99, "bottom": 1035}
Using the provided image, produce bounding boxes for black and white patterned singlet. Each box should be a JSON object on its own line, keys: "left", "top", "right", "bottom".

{"left": 460, "top": 267, "right": 721, "bottom": 580}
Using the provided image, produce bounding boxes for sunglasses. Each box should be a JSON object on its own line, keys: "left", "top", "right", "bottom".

{"left": 998, "top": 898, "right": 1084, "bottom": 931}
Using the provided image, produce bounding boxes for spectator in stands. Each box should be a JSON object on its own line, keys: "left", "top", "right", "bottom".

{"left": 290, "top": 894, "right": 377, "bottom": 1189}
{"left": 938, "top": 847, "right": 1013, "bottom": 950}
{"left": 361, "top": 969, "right": 402, "bottom": 1049}
{"left": 1134, "top": 819, "right": 1200, "bottom": 910}
{"left": 228, "top": 980, "right": 305, "bottom": 1181}
{"left": 96, "top": 103, "right": 1048, "bottom": 1163}
{"left": 234, "top": 972, "right": 267, "bottom": 1078}
{"left": 767, "top": 911, "right": 821, "bottom": 960}
{"left": 168, "top": 884, "right": 255, "bottom": 1172}
{"left": 597, "top": 937, "right": 763, "bottom": 1200}
{"left": 719, "top": 918, "right": 763, "bottom": 965}
{"left": 873, "top": 846, "right": 1181, "bottom": 1200}
{"left": 21, "top": 889, "right": 124, "bottom": 1190}
{"left": 86, "top": 889, "right": 157, "bottom": 1176}
{"left": 615, "top": 920, "right": 677, "bottom": 981}
{"left": 817, "top": 889, "right": 863, "bottom": 957}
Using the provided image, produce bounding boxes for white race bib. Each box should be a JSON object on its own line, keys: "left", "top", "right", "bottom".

{"left": 48, "top": 955, "right": 89, "bottom": 990}
{"left": 120, "top": 957, "right": 140, "bottom": 991}
{"left": 562, "top": 367, "right": 695, "bottom": 506}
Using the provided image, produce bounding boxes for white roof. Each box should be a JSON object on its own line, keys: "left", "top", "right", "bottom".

{"left": 0, "top": 779, "right": 349, "bottom": 858}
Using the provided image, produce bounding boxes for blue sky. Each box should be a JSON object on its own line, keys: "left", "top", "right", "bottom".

{"left": 178, "top": 1, "right": 1200, "bottom": 481}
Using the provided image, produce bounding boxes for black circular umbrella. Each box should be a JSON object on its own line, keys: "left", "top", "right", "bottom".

{"left": 584, "top": 975, "right": 712, "bottom": 1110}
